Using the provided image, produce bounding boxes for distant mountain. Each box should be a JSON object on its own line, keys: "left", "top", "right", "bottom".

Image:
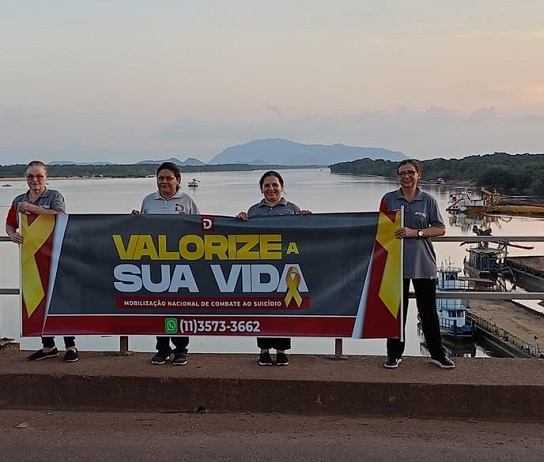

{"left": 182, "top": 157, "right": 206, "bottom": 166}
{"left": 208, "top": 139, "right": 406, "bottom": 166}
{"left": 138, "top": 157, "right": 206, "bottom": 166}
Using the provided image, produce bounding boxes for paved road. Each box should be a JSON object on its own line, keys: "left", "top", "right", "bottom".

{"left": 1, "top": 410, "right": 543, "bottom": 462}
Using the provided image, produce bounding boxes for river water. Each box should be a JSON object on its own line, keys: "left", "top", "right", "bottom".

{"left": 1, "top": 168, "right": 543, "bottom": 357}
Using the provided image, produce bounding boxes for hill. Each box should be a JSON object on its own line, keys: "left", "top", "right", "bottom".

{"left": 209, "top": 138, "right": 406, "bottom": 166}
{"left": 138, "top": 157, "right": 205, "bottom": 166}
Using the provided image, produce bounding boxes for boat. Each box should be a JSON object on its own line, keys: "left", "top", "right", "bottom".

{"left": 1, "top": 184, "right": 11, "bottom": 187}
{"left": 463, "top": 243, "right": 508, "bottom": 280}
{"left": 446, "top": 188, "right": 494, "bottom": 215}
{"left": 462, "top": 225, "right": 525, "bottom": 289}
{"left": 187, "top": 178, "right": 199, "bottom": 188}
{"left": 435, "top": 263, "right": 476, "bottom": 338}
{"left": 505, "top": 256, "right": 544, "bottom": 292}
{"left": 447, "top": 187, "right": 544, "bottom": 216}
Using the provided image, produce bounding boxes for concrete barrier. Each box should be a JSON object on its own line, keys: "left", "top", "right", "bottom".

{"left": 1, "top": 346, "right": 543, "bottom": 422}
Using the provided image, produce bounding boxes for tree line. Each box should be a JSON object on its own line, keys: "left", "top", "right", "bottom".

{"left": 0, "top": 163, "right": 319, "bottom": 179}
{"left": 2, "top": 153, "right": 543, "bottom": 197}
{"left": 329, "top": 153, "right": 544, "bottom": 197}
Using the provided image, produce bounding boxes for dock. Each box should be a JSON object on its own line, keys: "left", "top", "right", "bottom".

{"left": 470, "top": 298, "right": 544, "bottom": 357}
{"left": 506, "top": 256, "right": 544, "bottom": 276}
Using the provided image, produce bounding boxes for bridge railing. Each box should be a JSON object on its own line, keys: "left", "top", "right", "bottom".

{"left": 1, "top": 235, "right": 544, "bottom": 356}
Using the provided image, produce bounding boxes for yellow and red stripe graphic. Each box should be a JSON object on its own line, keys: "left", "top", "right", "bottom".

{"left": 21, "top": 214, "right": 56, "bottom": 318}
{"left": 362, "top": 202, "right": 402, "bottom": 337}
{"left": 375, "top": 207, "right": 402, "bottom": 318}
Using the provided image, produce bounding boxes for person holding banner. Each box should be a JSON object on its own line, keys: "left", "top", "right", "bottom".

{"left": 380, "top": 159, "right": 455, "bottom": 369}
{"left": 133, "top": 161, "right": 199, "bottom": 366}
{"left": 5, "top": 160, "right": 79, "bottom": 362}
{"left": 237, "top": 170, "right": 311, "bottom": 367}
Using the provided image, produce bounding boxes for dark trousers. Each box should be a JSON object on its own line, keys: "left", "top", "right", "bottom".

{"left": 42, "top": 336, "right": 75, "bottom": 349}
{"left": 257, "top": 337, "right": 291, "bottom": 351}
{"left": 386, "top": 278, "right": 445, "bottom": 360}
{"left": 156, "top": 336, "right": 189, "bottom": 354}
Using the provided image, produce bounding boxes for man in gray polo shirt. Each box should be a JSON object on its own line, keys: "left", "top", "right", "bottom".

{"left": 380, "top": 159, "right": 454, "bottom": 369}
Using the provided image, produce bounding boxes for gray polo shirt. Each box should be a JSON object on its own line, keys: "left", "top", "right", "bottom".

{"left": 380, "top": 188, "right": 445, "bottom": 278}
{"left": 247, "top": 198, "right": 301, "bottom": 217}
{"left": 140, "top": 189, "right": 199, "bottom": 215}
{"left": 6, "top": 188, "right": 65, "bottom": 228}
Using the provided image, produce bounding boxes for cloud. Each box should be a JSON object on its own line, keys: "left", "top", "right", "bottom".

{"left": 464, "top": 107, "right": 497, "bottom": 124}
{"left": 521, "top": 83, "right": 544, "bottom": 104}
{"left": 2, "top": 104, "right": 544, "bottom": 165}
{"left": 529, "top": 31, "right": 544, "bottom": 39}
{"left": 266, "top": 106, "right": 284, "bottom": 117}
{"left": 420, "top": 106, "right": 462, "bottom": 124}
{"left": 155, "top": 105, "right": 544, "bottom": 161}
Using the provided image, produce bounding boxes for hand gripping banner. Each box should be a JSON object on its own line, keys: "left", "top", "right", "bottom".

{"left": 21, "top": 212, "right": 402, "bottom": 338}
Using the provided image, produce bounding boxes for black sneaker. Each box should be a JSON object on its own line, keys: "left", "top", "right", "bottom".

{"left": 383, "top": 356, "right": 401, "bottom": 369}
{"left": 172, "top": 352, "right": 188, "bottom": 366}
{"left": 276, "top": 352, "right": 289, "bottom": 366}
{"left": 430, "top": 356, "right": 455, "bottom": 369}
{"left": 151, "top": 351, "right": 171, "bottom": 365}
{"left": 27, "top": 348, "right": 59, "bottom": 361}
{"left": 63, "top": 349, "right": 80, "bottom": 362}
{"left": 258, "top": 351, "right": 273, "bottom": 366}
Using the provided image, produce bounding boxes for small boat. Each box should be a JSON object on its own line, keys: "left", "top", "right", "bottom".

{"left": 447, "top": 187, "right": 544, "bottom": 216}
{"left": 1, "top": 184, "right": 12, "bottom": 187}
{"left": 462, "top": 226, "right": 531, "bottom": 289}
{"left": 446, "top": 188, "right": 488, "bottom": 214}
{"left": 187, "top": 178, "right": 199, "bottom": 188}
{"left": 463, "top": 243, "right": 507, "bottom": 280}
{"left": 436, "top": 263, "right": 476, "bottom": 338}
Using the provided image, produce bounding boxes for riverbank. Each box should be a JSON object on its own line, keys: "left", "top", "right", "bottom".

{"left": 1, "top": 344, "right": 543, "bottom": 422}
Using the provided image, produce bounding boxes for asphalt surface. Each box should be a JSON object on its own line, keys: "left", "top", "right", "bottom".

{"left": 1, "top": 410, "right": 543, "bottom": 462}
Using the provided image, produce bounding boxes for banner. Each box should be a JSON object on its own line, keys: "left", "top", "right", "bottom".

{"left": 20, "top": 211, "right": 402, "bottom": 338}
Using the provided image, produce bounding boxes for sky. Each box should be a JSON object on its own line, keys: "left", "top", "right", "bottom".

{"left": 2, "top": 0, "right": 544, "bottom": 165}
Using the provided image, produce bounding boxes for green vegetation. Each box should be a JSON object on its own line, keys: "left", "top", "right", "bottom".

{"left": 2, "top": 153, "right": 542, "bottom": 197}
{"left": 0, "top": 163, "right": 320, "bottom": 179}
{"left": 330, "top": 153, "right": 544, "bottom": 197}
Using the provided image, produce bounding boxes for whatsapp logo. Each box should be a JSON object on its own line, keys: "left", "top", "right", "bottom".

{"left": 164, "top": 318, "right": 178, "bottom": 334}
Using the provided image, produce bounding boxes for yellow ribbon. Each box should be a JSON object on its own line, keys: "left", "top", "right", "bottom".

{"left": 21, "top": 214, "right": 56, "bottom": 317}
{"left": 284, "top": 266, "right": 303, "bottom": 308}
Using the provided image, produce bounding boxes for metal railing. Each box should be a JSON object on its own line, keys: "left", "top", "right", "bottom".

{"left": 2, "top": 234, "right": 544, "bottom": 356}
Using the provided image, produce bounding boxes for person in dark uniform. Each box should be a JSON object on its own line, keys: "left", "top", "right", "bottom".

{"left": 380, "top": 159, "right": 454, "bottom": 369}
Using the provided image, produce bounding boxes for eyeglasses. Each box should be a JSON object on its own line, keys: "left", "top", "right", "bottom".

{"left": 397, "top": 170, "right": 417, "bottom": 177}
{"left": 26, "top": 174, "right": 46, "bottom": 180}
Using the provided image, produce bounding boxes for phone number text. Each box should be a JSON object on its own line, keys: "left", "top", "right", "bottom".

{"left": 178, "top": 319, "right": 261, "bottom": 334}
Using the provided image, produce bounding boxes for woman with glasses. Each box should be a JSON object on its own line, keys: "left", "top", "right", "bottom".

{"left": 380, "top": 159, "right": 454, "bottom": 370}
{"left": 132, "top": 162, "right": 199, "bottom": 366}
{"left": 5, "top": 160, "right": 79, "bottom": 362}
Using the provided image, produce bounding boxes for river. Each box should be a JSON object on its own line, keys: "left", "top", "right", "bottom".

{"left": 1, "top": 168, "right": 543, "bottom": 358}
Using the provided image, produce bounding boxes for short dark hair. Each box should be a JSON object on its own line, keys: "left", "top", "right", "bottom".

{"left": 259, "top": 170, "right": 284, "bottom": 189}
{"left": 397, "top": 159, "right": 422, "bottom": 175}
{"left": 156, "top": 162, "right": 181, "bottom": 180}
